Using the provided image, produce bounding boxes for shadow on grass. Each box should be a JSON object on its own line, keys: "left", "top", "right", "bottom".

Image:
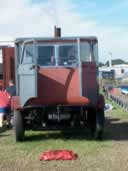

{"left": 24, "top": 116, "right": 128, "bottom": 142}
{"left": 0, "top": 127, "right": 11, "bottom": 137}
{"left": 24, "top": 129, "right": 95, "bottom": 142}
{"left": 0, "top": 127, "right": 5, "bottom": 133}
{"left": 104, "top": 117, "right": 128, "bottom": 141}
{"left": 0, "top": 126, "right": 9, "bottom": 133}
{"left": 0, "top": 134, "right": 10, "bottom": 137}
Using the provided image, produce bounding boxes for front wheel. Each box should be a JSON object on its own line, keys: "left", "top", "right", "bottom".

{"left": 14, "top": 110, "right": 24, "bottom": 142}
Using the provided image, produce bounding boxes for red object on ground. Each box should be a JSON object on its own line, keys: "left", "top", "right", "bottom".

{"left": 39, "top": 150, "right": 78, "bottom": 161}
{"left": 109, "top": 88, "right": 121, "bottom": 95}
{"left": 0, "top": 91, "right": 11, "bottom": 108}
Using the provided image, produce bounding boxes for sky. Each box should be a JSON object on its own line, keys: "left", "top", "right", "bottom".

{"left": 0, "top": 0, "right": 128, "bottom": 63}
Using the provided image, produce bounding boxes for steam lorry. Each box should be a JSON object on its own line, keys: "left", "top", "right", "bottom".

{"left": 11, "top": 28, "right": 105, "bottom": 141}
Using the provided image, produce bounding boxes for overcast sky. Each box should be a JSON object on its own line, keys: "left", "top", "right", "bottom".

{"left": 0, "top": 0, "right": 128, "bottom": 62}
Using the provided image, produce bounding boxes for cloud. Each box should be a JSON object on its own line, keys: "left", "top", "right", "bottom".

{"left": 0, "top": 0, "right": 127, "bottom": 62}
{"left": 0, "top": 0, "right": 96, "bottom": 38}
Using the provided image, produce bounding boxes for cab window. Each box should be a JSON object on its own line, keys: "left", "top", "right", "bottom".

{"left": 59, "top": 45, "right": 78, "bottom": 66}
{"left": 38, "top": 46, "right": 55, "bottom": 66}
{"left": 22, "top": 44, "right": 34, "bottom": 64}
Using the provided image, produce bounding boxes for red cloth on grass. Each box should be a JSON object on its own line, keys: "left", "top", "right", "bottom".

{"left": 40, "top": 150, "right": 78, "bottom": 161}
{"left": 0, "top": 91, "right": 11, "bottom": 108}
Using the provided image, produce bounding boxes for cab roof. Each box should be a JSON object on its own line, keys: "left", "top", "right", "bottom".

{"left": 15, "top": 36, "right": 98, "bottom": 44}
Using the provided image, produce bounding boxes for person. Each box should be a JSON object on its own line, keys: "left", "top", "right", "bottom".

{"left": 0, "top": 90, "right": 11, "bottom": 127}
{"left": 6, "top": 80, "right": 16, "bottom": 97}
{"left": 4, "top": 80, "right": 16, "bottom": 127}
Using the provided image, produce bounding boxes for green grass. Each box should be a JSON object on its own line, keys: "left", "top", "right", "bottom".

{"left": 0, "top": 129, "right": 111, "bottom": 156}
{"left": 0, "top": 96, "right": 128, "bottom": 171}
{"left": 0, "top": 128, "right": 112, "bottom": 171}
{"left": 105, "top": 93, "right": 128, "bottom": 121}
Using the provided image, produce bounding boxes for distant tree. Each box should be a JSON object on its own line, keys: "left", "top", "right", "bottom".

{"left": 99, "top": 62, "right": 104, "bottom": 67}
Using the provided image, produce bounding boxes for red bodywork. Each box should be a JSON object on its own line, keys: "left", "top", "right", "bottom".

{"left": 11, "top": 62, "right": 98, "bottom": 110}
{"left": 37, "top": 67, "right": 88, "bottom": 105}
{"left": 2, "top": 47, "right": 15, "bottom": 89}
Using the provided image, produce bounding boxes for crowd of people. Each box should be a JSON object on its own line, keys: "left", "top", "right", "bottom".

{"left": 0, "top": 80, "right": 16, "bottom": 128}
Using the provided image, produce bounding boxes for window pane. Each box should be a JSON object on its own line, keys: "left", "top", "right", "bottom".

{"left": 80, "top": 43, "right": 91, "bottom": 62}
{"left": 59, "top": 45, "right": 78, "bottom": 66}
{"left": 93, "top": 43, "right": 98, "bottom": 65}
{"left": 38, "top": 46, "right": 55, "bottom": 66}
{"left": 22, "top": 45, "right": 34, "bottom": 64}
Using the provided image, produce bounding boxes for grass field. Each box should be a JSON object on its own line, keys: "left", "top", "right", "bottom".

{"left": 0, "top": 101, "right": 128, "bottom": 171}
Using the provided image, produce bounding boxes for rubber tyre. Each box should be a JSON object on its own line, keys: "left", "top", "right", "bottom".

{"left": 14, "top": 110, "right": 24, "bottom": 142}
{"left": 96, "top": 109, "right": 105, "bottom": 140}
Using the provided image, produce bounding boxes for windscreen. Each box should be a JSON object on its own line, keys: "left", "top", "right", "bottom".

{"left": 59, "top": 45, "right": 78, "bottom": 66}
{"left": 38, "top": 46, "right": 55, "bottom": 66}
{"left": 21, "top": 41, "right": 98, "bottom": 66}
{"left": 37, "top": 44, "right": 78, "bottom": 66}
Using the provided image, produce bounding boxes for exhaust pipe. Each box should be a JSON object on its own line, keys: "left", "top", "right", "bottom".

{"left": 54, "top": 26, "right": 61, "bottom": 37}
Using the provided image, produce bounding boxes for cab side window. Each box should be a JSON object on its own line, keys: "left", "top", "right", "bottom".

{"left": 22, "top": 45, "right": 34, "bottom": 64}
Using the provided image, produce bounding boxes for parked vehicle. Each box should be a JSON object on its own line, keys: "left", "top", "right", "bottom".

{"left": 11, "top": 29, "right": 105, "bottom": 141}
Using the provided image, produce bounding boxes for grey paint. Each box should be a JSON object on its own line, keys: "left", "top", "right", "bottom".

{"left": 18, "top": 64, "right": 37, "bottom": 106}
{"left": 19, "top": 74, "right": 37, "bottom": 106}
{"left": 15, "top": 37, "right": 97, "bottom": 44}
{"left": 17, "top": 40, "right": 37, "bottom": 106}
{"left": 15, "top": 45, "right": 18, "bottom": 95}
